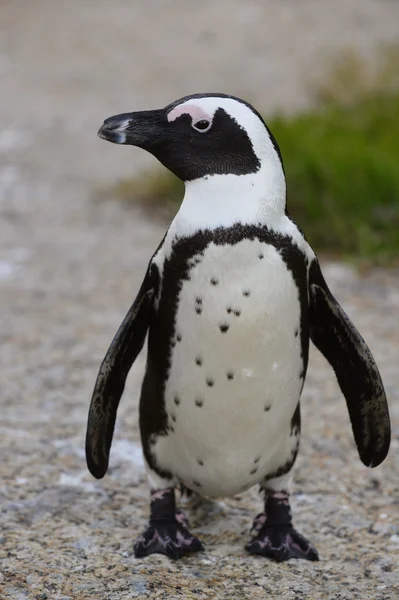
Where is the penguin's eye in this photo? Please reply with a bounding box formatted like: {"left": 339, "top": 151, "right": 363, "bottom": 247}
{"left": 192, "top": 119, "right": 211, "bottom": 133}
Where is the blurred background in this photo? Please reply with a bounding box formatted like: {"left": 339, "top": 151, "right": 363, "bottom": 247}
{"left": 1, "top": 0, "right": 399, "bottom": 263}
{"left": 1, "top": 1, "right": 398, "bottom": 599}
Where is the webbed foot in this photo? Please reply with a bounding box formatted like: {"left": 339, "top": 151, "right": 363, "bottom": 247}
{"left": 134, "top": 519, "right": 204, "bottom": 559}
{"left": 246, "top": 522, "right": 318, "bottom": 562}
{"left": 134, "top": 487, "right": 204, "bottom": 560}
{"left": 246, "top": 490, "right": 319, "bottom": 562}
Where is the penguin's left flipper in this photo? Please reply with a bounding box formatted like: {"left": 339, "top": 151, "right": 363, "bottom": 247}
{"left": 309, "top": 259, "right": 390, "bottom": 467}
{"left": 86, "top": 265, "right": 158, "bottom": 479}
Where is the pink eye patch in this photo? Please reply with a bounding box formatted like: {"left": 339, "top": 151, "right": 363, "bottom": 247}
{"left": 167, "top": 104, "right": 212, "bottom": 124}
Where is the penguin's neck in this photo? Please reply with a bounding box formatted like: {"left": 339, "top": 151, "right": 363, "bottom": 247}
{"left": 171, "top": 165, "right": 286, "bottom": 237}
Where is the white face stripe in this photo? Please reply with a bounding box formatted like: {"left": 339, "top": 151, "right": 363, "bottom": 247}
{"left": 167, "top": 103, "right": 212, "bottom": 124}
{"left": 167, "top": 97, "right": 278, "bottom": 166}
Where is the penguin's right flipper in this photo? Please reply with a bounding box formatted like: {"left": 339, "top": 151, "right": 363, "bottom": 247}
{"left": 85, "top": 265, "right": 158, "bottom": 479}
{"left": 308, "top": 259, "right": 390, "bottom": 468}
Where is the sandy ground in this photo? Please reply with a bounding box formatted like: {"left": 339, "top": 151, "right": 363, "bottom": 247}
{"left": 0, "top": 1, "right": 398, "bottom": 599}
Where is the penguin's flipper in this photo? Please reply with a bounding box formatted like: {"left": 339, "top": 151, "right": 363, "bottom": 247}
{"left": 86, "top": 266, "right": 157, "bottom": 479}
{"left": 308, "top": 259, "right": 390, "bottom": 468}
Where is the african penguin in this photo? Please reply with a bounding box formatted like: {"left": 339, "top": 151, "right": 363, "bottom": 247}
{"left": 86, "top": 93, "right": 390, "bottom": 561}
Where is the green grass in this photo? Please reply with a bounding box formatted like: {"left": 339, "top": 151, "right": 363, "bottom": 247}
{"left": 272, "top": 93, "right": 399, "bottom": 263}
{"left": 113, "top": 48, "right": 399, "bottom": 265}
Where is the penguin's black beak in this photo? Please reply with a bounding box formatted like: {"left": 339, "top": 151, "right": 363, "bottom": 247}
{"left": 98, "top": 110, "right": 166, "bottom": 147}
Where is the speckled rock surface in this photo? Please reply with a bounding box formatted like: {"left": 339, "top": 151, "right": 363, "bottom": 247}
{"left": 0, "top": 2, "right": 398, "bottom": 599}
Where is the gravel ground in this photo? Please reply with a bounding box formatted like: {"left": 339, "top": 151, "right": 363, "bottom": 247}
{"left": 0, "top": 2, "right": 398, "bottom": 599}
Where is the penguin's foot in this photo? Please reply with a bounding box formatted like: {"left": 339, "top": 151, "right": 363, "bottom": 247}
{"left": 133, "top": 487, "right": 204, "bottom": 560}
{"left": 245, "top": 490, "right": 319, "bottom": 562}
{"left": 134, "top": 519, "right": 204, "bottom": 559}
{"left": 246, "top": 522, "right": 318, "bottom": 562}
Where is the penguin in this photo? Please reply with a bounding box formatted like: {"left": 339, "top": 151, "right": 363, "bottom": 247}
{"left": 86, "top": 93, "right": 390, "bottom": 562}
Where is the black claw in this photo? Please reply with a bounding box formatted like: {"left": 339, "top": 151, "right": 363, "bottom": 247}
{"left": 134, "top": 520, "right": 204, "bottom": 560}
{"left": 246, "top": 525, "right": 319, "bottom": 562}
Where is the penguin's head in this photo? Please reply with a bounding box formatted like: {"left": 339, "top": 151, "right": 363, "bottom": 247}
{"left": 98, "top": 93, "right": 284, "bottom": 184}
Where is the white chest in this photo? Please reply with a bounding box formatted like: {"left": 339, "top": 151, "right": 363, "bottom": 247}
{"left": 152, "top": 239, "right": 305, "bottom": 496}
